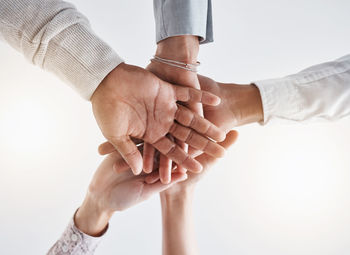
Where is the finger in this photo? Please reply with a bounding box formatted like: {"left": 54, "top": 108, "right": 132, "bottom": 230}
{"left": 152, "top": 137, "right": 203, "bottom": 173}
{"left": 145, "top": 171, "right": 160, "bottom": 184}
{"left": 143, "top": 172, "right": 188, "bottom": 196}
{"left": 219, "top": 130, "right": 239, "bottom": 148}
{"left": 169, "top": 123, "right": 225, "bottom": 158}
{"left": 143, "top": 143, "right": 155, "bottom": 174}
{"left": 98, "top": 141, "right": 116, "bottom": 155}
{"left": 110, "top": 136, "right": 143, "bottom": 175}
{"left": 175, "top": 139, "right": 187, "bottom": 174}
{"left": 195, "top": 130, "right": 239, "bottom": 169}
{"left": 174, "top": 85, "right": 221, "bottom": 106}
{"left": 98, "top": 138, "right": 144, "bottom": 155}
{"left": 175, "top": 105, "right": 225, "bottom": 142}
{"left": 159, "top": 154, "right": 172, "bottom": 184}
{"left": 113, "top": 157, "right": 130, "bottom": 173}
{"left": 188, "top": 146, "right": 202, "bottom": 158}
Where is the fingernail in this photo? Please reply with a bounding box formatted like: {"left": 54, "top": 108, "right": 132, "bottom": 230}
{"left": 214, "top": 96, "right": 221, "bottom": 105}
{"left": 134, "top": 168, "right": 142, "bottom": 175}
{"left": 196, "top": 163, "right": 203, "bottom": 173}
{"left": 145, "top": 176, "right": 153, "bottom": 184}
{"left": 180, "top": 174, "right": 188, "bottom": 181}
{"left": 218, "top": 132, "right": 226, "bottom": 142}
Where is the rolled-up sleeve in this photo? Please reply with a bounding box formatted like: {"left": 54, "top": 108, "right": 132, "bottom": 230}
{"left": 254, "top": 54, "right": 350, "bottom": 124}
{"left": 0, "top": 0, "right": 124, "bottom": 100}
{"left": 153, "top": 0, "right": 213, "bottom": 44}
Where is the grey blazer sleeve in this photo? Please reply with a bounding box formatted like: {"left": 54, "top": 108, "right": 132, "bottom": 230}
{"left": 153, "top": 0, "right": 213, "bottom": 44}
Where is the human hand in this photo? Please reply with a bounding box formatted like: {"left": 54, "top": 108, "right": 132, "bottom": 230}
{"left": 74, "top": 150, "right": 188, "bottom": 236}
{"left": 145, "top": 130, "right": 239, "bottom": 197}
{"left": 144, "top": 35, "right": 203, "bottom": 181}
{"left": 198, "top": 75, "right": 264, "bottom": 133}
{"left": 91, "top": 63, "right": 226, "bottom": 176}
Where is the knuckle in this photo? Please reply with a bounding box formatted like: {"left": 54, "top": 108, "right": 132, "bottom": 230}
{"left": 185, "top": 130, "right": 194, "bottom": 144}
{"left": 165, "top": 143, "right": 177, "bottom": 157}
{"left": 189, "top": 114, "right": 197, "bottom": 128}
{"left": 202, "top": 139, "right": 211, "bottom": 152}
{"left": 169, "top": 123, "right": 178, "bottom": 134}
{"left": 203, "top": 122, "right": 211, "bottom": 135}
{"left": 124, "top": 149, "right": 139, "bottom": 159}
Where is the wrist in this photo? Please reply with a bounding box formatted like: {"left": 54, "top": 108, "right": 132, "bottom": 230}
{"left": 246, "top": 84, "right": 264, "bottom": 123}
{"left": 91, "top": 62, "right": 130, "bottom": 104}
{"left": 160, "top": 186, "right": 195, "bottom": 206}
{"left": 75, "top": 195, "right": 112, "bottom": 237}
{"left": 222, "top": 83, "right": 263, "bottom": 126}
{"left": 156, "top": 35, "right": 199, "bottom": 63}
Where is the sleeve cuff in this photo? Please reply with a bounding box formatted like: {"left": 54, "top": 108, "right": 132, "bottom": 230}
{"left": 47, "top": 211, "right": 108, "bottom": 254}
{"left": 254, "top": 77, "right": 300, "bottom": 125}
{"left": 43, "top": 23, "right": 124, "bottom": 100}
{"left": 154, "top": 0, "right": 213, "bottom": 45}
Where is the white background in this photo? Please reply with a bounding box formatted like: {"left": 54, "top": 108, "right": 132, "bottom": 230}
{"left": 0, "top": 0, "right": 350, "bottom": 254}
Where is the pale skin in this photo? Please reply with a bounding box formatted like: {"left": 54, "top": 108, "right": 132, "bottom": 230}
{"left": 97, "top": 73, "right": 264, "bottom": 253}
{"left": 74, "top": 149, "right": 188, "bottom": 236}
{"left": 197, "top": 75, "right": 264, "bottom": 132}
{"left": 97, "top": 36, "right": 264, "bottom": 182}
{"left": 91, "top": 63, "right": 226, "bottom": 178}
{"left": 95, "top": 35, "right": 264, "bottom": 253}
{"left": 144, "top": 131, "right": 239, "bottom": 255}
{"left": 97, "top": 72, "right": 263, "bottom": 255}
{"left": 79, "top": 72, "right": 264, "bottom": 250}
{"left": 142, "top": 75, "right": 263, "bottom": 255}
{"left": 98, "top": 74, "right": 264, "bottom": 172}
{"left": 144, "top": 35, "right": 203, "bottom": 183}
{"left": 74, "top": 133, "right": 237, "bottom": 238}
{"left": 159, "top": 76, "right": 263, "bottom": 255}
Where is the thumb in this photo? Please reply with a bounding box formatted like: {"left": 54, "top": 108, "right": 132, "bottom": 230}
{"left": 98, "top": 141, "right": 115, "bottom": 155}
{"left": 110, "top": 136, "right": 143, "bottom": 175}
{"left": 218, "top": 130, "right": 239, "bottom": 149}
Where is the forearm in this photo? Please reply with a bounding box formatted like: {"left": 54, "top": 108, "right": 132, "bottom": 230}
{"left": 254, "top": 54, "right": 350, "bottom": 124}
{"left": 74, "top": 195, "right": 112, "bottom": 237}
{"left": 0, "top": 0, "right": 123, "bottom": 100}
{"left": 213, "top": 54, "right": 350, "bottom": 128}
{"left": 227, "top": 83, "right": 264, "bottom": 126}
{"left": 156, "top": 35, "right": 199, "bottom": 63}
{"left": 160, "top": 188, "right": 198, "bottom": 255}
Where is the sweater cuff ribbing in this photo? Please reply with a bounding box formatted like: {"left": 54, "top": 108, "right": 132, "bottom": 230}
{"left": 44, "top": 23, "right": 124, "bottom": 100}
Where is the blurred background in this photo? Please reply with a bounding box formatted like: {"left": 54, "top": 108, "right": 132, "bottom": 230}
{"left": 0, "top": 0, "right": 350, "bottom": 254}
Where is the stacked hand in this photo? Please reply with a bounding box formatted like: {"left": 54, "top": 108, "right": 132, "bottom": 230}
{"left": 74, "top": 148, "right": 187, "bottom": 236}
{"left": 75, "top": 131, "right": 238, "bottom": 237}
{"left": 74, "top": 35, "right": 265, "bottom": 254}
{"left": 92, "top": 63, "right": 226, "bottom": 179}
{"left": 144, "top": 35, "right": 204, "bottom": 183}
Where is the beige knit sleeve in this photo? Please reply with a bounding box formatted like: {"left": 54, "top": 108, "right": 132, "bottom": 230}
{"left": 0, "top": 0, "right": 124, "bottom": 100}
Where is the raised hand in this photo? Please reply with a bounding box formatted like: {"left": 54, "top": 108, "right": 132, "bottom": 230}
{"left": 75, "top": 150, "right": 187, "bottom": 236}
{"left": 143, "top": 35, "right": 204, "bottom": 183}
{"left": 151, "top": 131, "right": 239, "bottom": 255}
{"left": 91, "top": 63, "right": 225, "bottom": 176}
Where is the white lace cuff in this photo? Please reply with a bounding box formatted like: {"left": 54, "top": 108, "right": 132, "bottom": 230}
{"left": 47, "top": 213, "right": 108, "bottom": 255}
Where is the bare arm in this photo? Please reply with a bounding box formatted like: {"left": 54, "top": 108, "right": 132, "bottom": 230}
{"left": 148, "top": 131, "right": 239, "bottom": 255}
{"left": 160, "top": 188, "right": 198, "bottom": 255}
